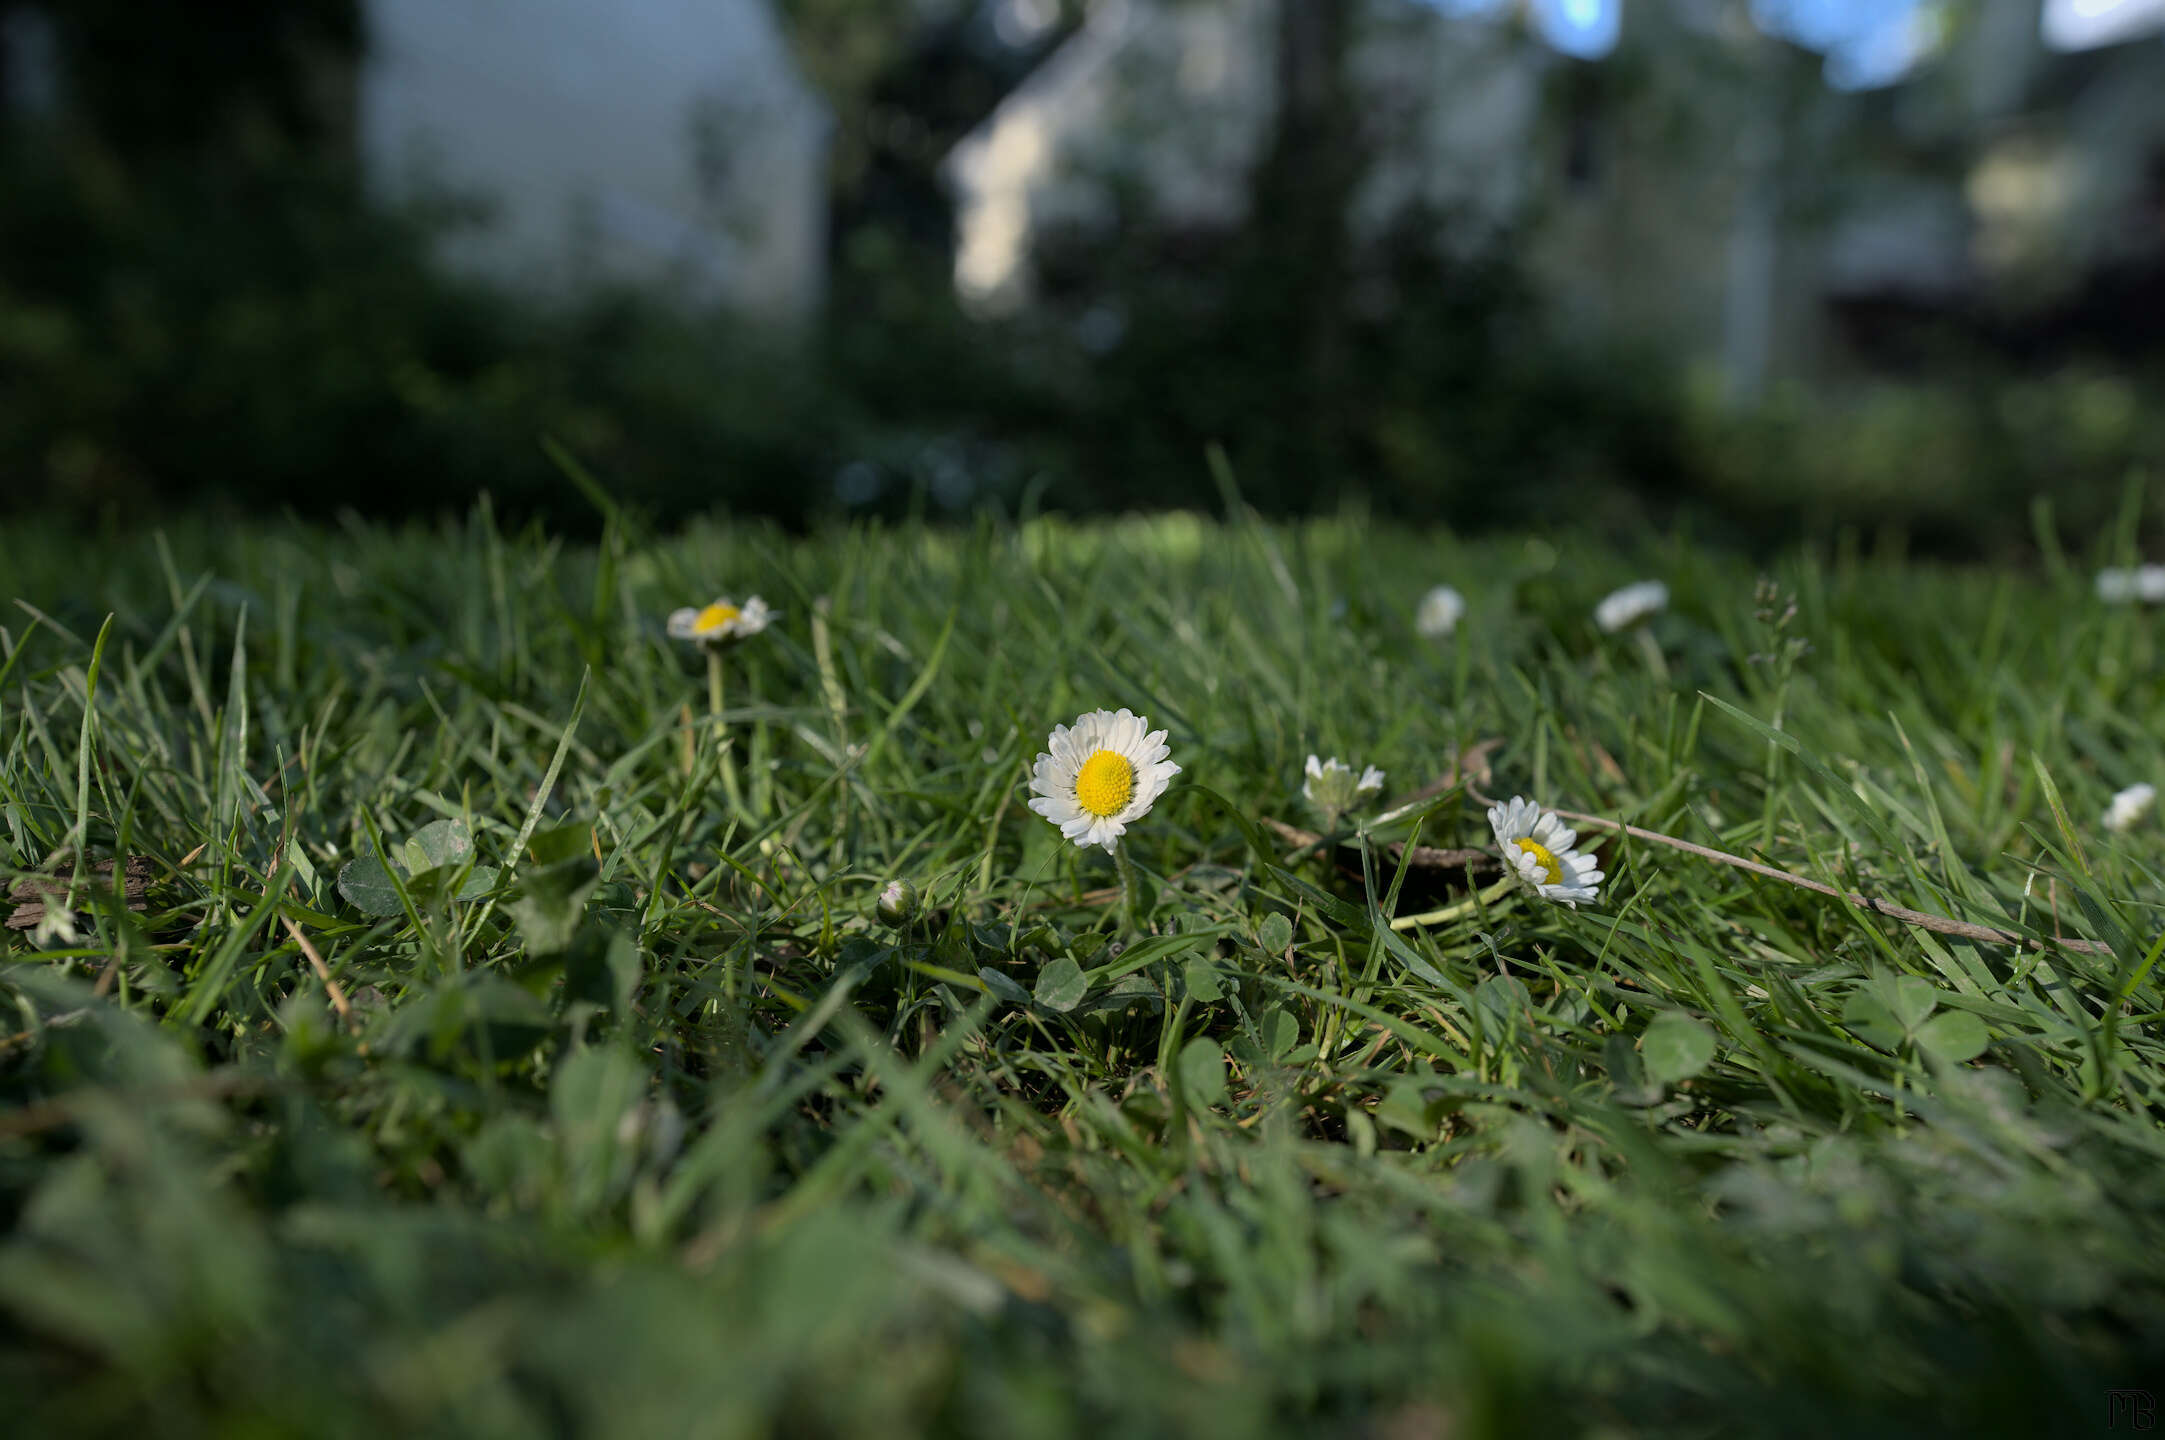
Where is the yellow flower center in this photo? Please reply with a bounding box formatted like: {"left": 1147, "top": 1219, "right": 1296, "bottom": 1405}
{"left": 1074, "top": 749, "right": 1136, "bottom": 819}
{"left": 693, "top": 602, "right": 741, "bottom": 636}
{"left": 1514, "top": 838, "right": 1563, "bottom": 886}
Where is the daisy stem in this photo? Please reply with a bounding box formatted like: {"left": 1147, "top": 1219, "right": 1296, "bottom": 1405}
{"left": 1113, "top": 843, "right": 1148, "bottom": 932}
{"left": 1388, "top": 876, "right": 1515, "bottom": 932}
{"left": 707, "top": 649, "right": 747, "bottom": 817}
{"left": 1634, "top": 625, "right": 1669, "bottom": 682}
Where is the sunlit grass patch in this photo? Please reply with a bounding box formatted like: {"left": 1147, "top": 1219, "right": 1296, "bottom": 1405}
{"left": 2, "top": 506, "right": 2163, "bottom": 1437}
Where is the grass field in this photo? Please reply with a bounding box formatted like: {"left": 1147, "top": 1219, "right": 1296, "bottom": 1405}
{"left": 3, "top": 501, "right": 2164, "bottom": 1438}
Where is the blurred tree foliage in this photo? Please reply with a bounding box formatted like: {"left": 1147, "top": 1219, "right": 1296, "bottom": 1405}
{"left": 0, "top": 0, "right": 853, "bottom": 526}
{"left": 790, "top": 0, "right": 1706, "bottom": 532}
{"left": 0, "top": 0, "right": 2157, "bottom": 553}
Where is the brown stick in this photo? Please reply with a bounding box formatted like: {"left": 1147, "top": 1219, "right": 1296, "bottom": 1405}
{"left": 5, "top": 855, "right": 154, "bottom": 931}
{"left": 1465, "top": 785, "right": 2111, "bottom": 955}
{"left": 279, "top": 914, "right": 355, "bottom": 1027}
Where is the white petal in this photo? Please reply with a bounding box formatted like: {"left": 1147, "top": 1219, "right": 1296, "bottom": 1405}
{"left": 1595, "top": 579, "right": 1668, "bottom": 632}
{"left": 2105, "top": 781, "right": 2157, "bottom": 831}
{"left": 1121, "top": 764, "right": 1176, "bottom": 822}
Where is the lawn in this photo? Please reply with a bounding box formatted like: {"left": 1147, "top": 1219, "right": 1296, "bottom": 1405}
{"left": 2, "top": 500, "right": 2163, "bottom": 1438}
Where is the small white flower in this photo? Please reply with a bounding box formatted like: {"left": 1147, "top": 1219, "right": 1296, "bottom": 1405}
{"left": 1302, "top": 754, "right": 1385, "bottom": 825}
{"left": 666, "top": 595, "right": 776, "bottom": 646}
{"left": 1487, "top": 795, "right": 1604, "bottom": 907}
{"left": 1415, "top": 585, "right": 1467, "bottom": 639}
{"left": 1595, "top": 580, "right": 1668, "bottom": 633}
{"left": 2104, "top": 782, "right": 2156, "bottom": 833}
{"left": 1027, "top": 708, "right": 1180, "bottom": 851}
{"left": 2095, "top": 566, "right": 2165, "bottom": 604}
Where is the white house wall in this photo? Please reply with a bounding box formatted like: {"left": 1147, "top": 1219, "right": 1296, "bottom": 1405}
{"left": 361, "top": 0, "right": 829, "bottom": 324}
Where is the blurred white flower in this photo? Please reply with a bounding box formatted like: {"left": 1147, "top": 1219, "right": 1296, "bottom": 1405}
{"left": 1487, "top": 795, "right": 1604, "bottom": 907}
{"left": 1028, "top": 708, "right": 1180, "bottom": 851}
{"left": 667, "top": 596, "right": 775, "bottom": 646}
{"left": 1595, "top": 580, "right": 1668, "bottom": 633}
{"left": 1302, "top": 754, "right": 1385, "bottom": 827}
{"left": 2094, "top": 566, "right": 2165, "bottom": 604}
{"left": 1415, "top": 585, "right": 1466, "bottom": 639}
{"left": 2104, "top": 782, "right": 2156, "bottom": 833}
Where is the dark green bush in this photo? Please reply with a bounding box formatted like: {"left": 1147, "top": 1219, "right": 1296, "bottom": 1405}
{"left": 3, "top": 0, "right": 2157, "bottom": 555}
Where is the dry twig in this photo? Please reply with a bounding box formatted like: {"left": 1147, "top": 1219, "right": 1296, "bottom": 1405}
{"left": 5, "top": 856, "right": 154, "bottom": 932}
{"left": 280, "top": 914, "right": 355, "bottom": 1028}
{"left": 1462, "top": 783, "right": 2112, "bottom": 956}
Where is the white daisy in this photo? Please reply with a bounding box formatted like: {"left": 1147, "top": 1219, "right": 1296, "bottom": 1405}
{"left": 667, "top": 596, "right": 775, "bottom": 646}
{"left": 1595, "top": 580, "right": 1668, "bottom": 633}
{"left": 2095, "top": 566, "right": 2165, "bottom": 605}
{"left": 1415, "top": 585, "right": 1466, "bottom": 639}
{"left": 1486, "top": 795, "right": 1604, "bottom": 907}
{"left": 1303, "top": 754, "right": 1385, "bottom": 825}
{"left": 1027, "top": 708, "right": 1180, "bottom": 851}
{"left": 2104, "top": 782, "right": 2156, "bottom": 833}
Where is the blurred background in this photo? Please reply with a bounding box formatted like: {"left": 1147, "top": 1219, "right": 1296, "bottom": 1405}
{"left": 2, "top": 0, "right": 2160, "bottom": 553}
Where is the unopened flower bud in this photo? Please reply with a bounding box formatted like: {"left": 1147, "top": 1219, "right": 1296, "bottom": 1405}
{"left": 876, "top": 878, "right": 921, "bottom": 929}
